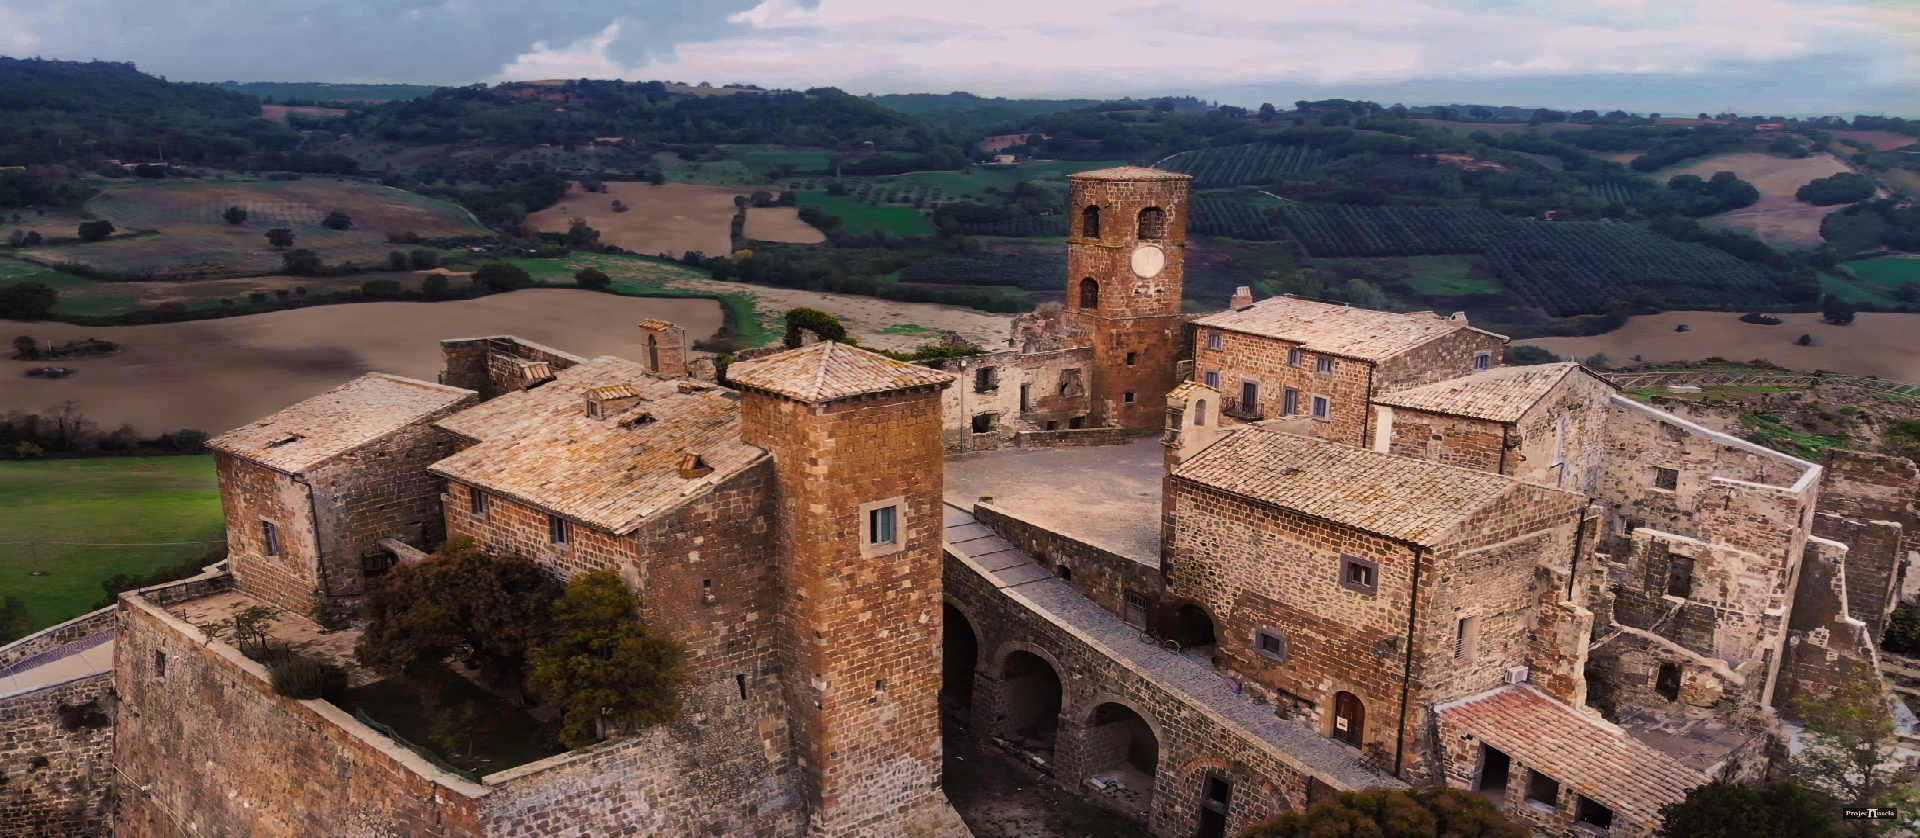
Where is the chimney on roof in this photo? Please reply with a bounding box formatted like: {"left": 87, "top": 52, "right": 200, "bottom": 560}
{"left": 585, "top": 384, "right": 643, "bottom": 420}
{"left": 1230, "top": 286, "right": 1254, "bottom": 310}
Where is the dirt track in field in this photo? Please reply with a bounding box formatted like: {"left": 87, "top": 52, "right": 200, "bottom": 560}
{"left": 0, "top": 290, "right": 722, "bottom": 436}
{"left": 1658, "top": 153, "right": 1856, "bottom": 248}
{"left": 526, "top": 181, "right": 820, "bottom": 259}
{"left": 1522, "top": 311, "right": 1920, "bottom": 380}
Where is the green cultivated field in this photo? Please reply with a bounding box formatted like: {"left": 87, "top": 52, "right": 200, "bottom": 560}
{"left": 1820, "top": 272, "right": 1898, "bottom": 306}
{"left": 796, "top": 191, "right": 936, "bottom": 237}
{"left": 0, "top": 457, "right": 225, "bottom": 634}
{"left": 1848, "top": 256, "right": 1920, "bottom": 291}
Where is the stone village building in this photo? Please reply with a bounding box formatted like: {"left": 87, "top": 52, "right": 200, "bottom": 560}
{"left": 3, "top": 167, "right": 1917, "bottom": 837}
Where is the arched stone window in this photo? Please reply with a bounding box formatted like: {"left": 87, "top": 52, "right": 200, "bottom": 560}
{"left": 1193, "top": 400, "right": 1207, "bottom": 426}
{"left": 1079, "top": 278, "right": 1100, "bottom": 310}
{"left": 1081, "top": 205, "right": 1101, "bottom": 239}
{"left": 1137, "top": 206, "right": 1166, "bottom": 239}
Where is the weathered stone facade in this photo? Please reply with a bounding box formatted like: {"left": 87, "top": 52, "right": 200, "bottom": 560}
{"left": 0, "top": 675, "right": 112, "bottom": 836}
{"left": 935, "top": 346, "right": 1095, "bottom": 453}
{"left": 1063, "top": 169, "right": 1191, "bottom": 432}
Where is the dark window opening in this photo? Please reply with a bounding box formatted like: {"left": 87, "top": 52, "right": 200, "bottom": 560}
{"left": 549, "top": 515, "right": 569, "bottom": 546}
{"left": 1079, "top": 277, "right": 1100, "bottom": 309}
{"left": 1576, "top": 796, "right": 1614, "bottom": 831}
{"left": 1666, "top": 550, "right": 1694, "bottom": 599}
{"left": 1477, "top": 745, "right": 1511, "bottom": 808}
{"left": 262, "top": 520, "right": 280, "bottom": 557}
{"left": 1056, "top": 564, "right": 1072, "bottom": 581}
{"left": 1020, "top": 384, "right": 1031, "bottom": 411}
{"left": 1655, "top": 662, "right": 1682, "bottom": 701}
{"left": 1198, "top": 775, "right": 1232, "bottom": 838}
{"left": 1454, "top": 615, "right": 1480, "bottom": 662}
{"left": 1653, "top": 467, "right": 1679, "bottom": 491}
{"left": 1171, "top": 604, "right": 1216, "bottom": 649}
{"left": 736, "top": 673, "right": 748, "bottom": 700}
{"left": 1081, "top": 205, "right": 1102, "bottom": 239}
{"left": 1126, "top": 351, "right": 1138, "bottom": 366}
{"left": 646, "top": 333, "right": 660, "bottom": 372}
{"left": 702, "top": 579, "right": 714, "bottom": 603}
{"left": 1124, "top": 390, "right": 1137, "bottom": 404}
{"left": 1046, "top": 421, "right": 1059, "bottom": 431}
{"left": 1527, "top": 771, "right": 1560, "bottom": 808}
{"left": 587, "top": 400, "right": 601, "bottom": 418}
{"left": 1475, "top": 352, "right": 1491, "bottom": 371}
{"left": 1254, "top": 628, "right": 1288, "bottom": 662}
{"left": 974, "top": 367, "right": 997, "bottom": 392}
{"left": 1137, "top": 206, "right": 1166, "bottom": 239}
{"left": 470, "top": 489, "right": 488, "bottom": 517}
{"left": 972, "top": 413, "right": 995, "bottom": 434}
{"left": 1340, "top": 555, "right": 1379, "bottom": 595}
{"left": 1069, "top": 416, "right": 1085, "bottom": 430}
{"left": 154, "top": 650, "right": 166, "bottom": 677}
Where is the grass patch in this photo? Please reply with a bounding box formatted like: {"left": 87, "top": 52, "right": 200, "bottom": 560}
{"left": 1846, "top": 256, "right": 1920, "bottom": 291}
{"left": 0, "top": 258, "right": 93, "bottom": 290}
{"left": 796, "top": 191, "right": 935, "bottom": 237}
{"left": 1819, "top": 271, "right": 1898, "bottom": 306}
{"left": 1741, "top": 413, "right": 1849, "bottom": 460}
{"left": 341, "top": 663, "right": 562, "bottom": 777}
{"left": 720, "top": 144, "right": 838, "bottom": 176}
{"left": 878, "top": 323, "right": 943, "bottom": 336}
{"left": 525, "top": 252, "right": 778, "bottom": 349}
{"left": 1629, "top": 385, "right": 1798, "bottom": 403}
{"left": 0, "top": 456, "right": 225, "bottom": 633}
{"left": 664, "top": 159, "right": 766, "bottom": 188}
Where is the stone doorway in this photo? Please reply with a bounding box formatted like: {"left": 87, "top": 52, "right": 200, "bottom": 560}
{"left": 1081, "top": 702, "right": 1158, "bottom": 817}
{"left": 943, "top": 603, "right": 978, "bottom": 708}
{"left": 1000, "top": 651, "right": 1064, "bottom": 760}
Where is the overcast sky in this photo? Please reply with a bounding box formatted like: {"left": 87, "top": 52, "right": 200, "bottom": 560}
{"left": 6, "top": 0, "right": 1916, "bottom": 115}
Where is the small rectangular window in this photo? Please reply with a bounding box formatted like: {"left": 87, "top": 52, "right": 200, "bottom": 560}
{"left": 587, "top": 400, "right": 601, "bottom": 418}
{"left": 869, "top": 506, "right": 898, "bottom": 546}
{"left": 1474, "top": 352, "right": 1492, "bottom": 371}
{"left": 1287, "top": 347, "right": 1302, "bottom": 366}
{"left": 736, "top": 673, "right": 748, "bottom": 700}
{"left": 1655, "top": 662, "right": 1682, "bottom": 701}
{"left": 471, "top": 489, "right": 488, "bottom": 517}
{"left": 1340, "top": 555, "right": 1379, "bottom": 595}
{"left": 1254, "top": 628, "right": 1288, "bottom": 662}
{"left": 1283, "top": 388, "right": 1299, "bottom": 416}
{"left": 1653, "top": 467, "right": 1679, "bottom": 491}
{"left": 1316, "top": 356, "right": 1334, "bottom": 374}
{"left": 1575, "top": 796, "right": 1613, "bottom": 832}
{"left": 262, "top": 521, "right": 280, "bottom": 557}
{"left": 1311, "top": 395, "right": 1330, "bottom": 420}
{"left": 1019, "top": 383, "right": 1031, "bottom": 411}
{"left": 1124, "top": 390, "right": 1137, "bottom": 404}
{"left": 154, "top": 650, "right": 167, "bottom": 677}
{"left": 1208, "top": 332, "right": 1224, "bottom": 351}
{"left": 974, "top": 367, "right": 997, "bottom": 392}
{"left": 549, "top": 515, "right": 569, "bottom": 546}
{"left": 1126, "top": 351, "right": 1138, "bottom": 366}
{"left": 1069, "top": 416, "right": 1085, "bottom": 430}
{"left": 972, "top": 413, "right": 995, "bottom": 434}
{"left": 1526, "top": 771, "right": 1559, "bottom": 808}
{"left": 1666, "top": 550, "right": 1694, "bottom": 599}
{"left": 1454, "top": 615, "right": 1480, "bottom": 662}
{"left": 1204, "top": 370, "right": 1220, "bottom": 388}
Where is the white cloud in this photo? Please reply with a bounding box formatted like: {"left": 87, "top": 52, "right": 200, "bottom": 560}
{"left": 487, "top": 0, "right": 1902, "bottom": 104}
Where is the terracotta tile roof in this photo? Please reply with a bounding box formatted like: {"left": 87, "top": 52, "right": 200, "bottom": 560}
{"left": 1373, "top": 362, "right": 1600, "bottom": 423}
{"left": 429, "top": 356, "right": 765, "bottom": 535}
{"left": 1194, "top": 297, "right": 1501, "bottom": 362}
{"left": 727, "top": 342, "right": 955, "bottom": 404}
{"left": 587, "top": 383, "right": 640, "bottom": 401}
{"left": 1068, "top": 166, "right": 1193, "bottom": 182}
{"left": 1167, "top": 380, "right": 1220, "bottom": 402}
{"left": 636, "top": 319, "right": 677, "bottom": 331}
{"left": 1172, "top": 427, "right": 1530, "bottom": 545}
{"left": 1438, "top": 686, "right": 1704, "bottom": 831}
{"left": 208, "top": 373, "right": 473, "bottom": 474}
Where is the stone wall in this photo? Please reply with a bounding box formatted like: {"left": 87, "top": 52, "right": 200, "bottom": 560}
{"left": 1016, "top": 427, "right": 1143, "bottom": 449}
{"left": 1191, "top": 330, "right": 1374, "bottom": 446}
{"left": 739, "top": 382, "right": 968, "bottom": 837}
{"left": 113, "top": 580, "right": 490, "bottom": 838}
{"left": 306, "top": 400, "right": 474, "bottom": 599}
{"left": 1598, "top": 396, "right": 1813, "bottom": 542}
{"left": 1813, "top": 513, "right": 1904, "bottom": 643}
{"left": 1508, "top": 370, "right": 1614, "bottom": 495}
{"left": 1772, "top": 536, "right": 1880, "bottom": 718}
{"left": 946, "top": 545, "right": 1404, "bottom": 838}
{"left": 1371, "top": 328, "right": 1505, "bottom": 394}
{"left": 972, "top": 503, "right": 1162, "bottom": 627}
{"left": 0, "top": 608, "right": 115, "bottom": 672}
{"left": 1384, "top": 409, "right": 1506, "bottom": 473}
{"left": 439, "top": 337, "right": 588, "bottom": 401}
{"left": 0, "top": 675, "right": 111, "bottom": 837}
{"left": 935, "top": 347, "right": 1095, "bottom": 453}
{"left": 216, "top": 452, "right": 324, "bottom": 614}
{"left": 1815, "top": 449, "right": 1919, "bottom": 619}
{"left": 1063, "top": 174, "right": 1191, "bottom": 432}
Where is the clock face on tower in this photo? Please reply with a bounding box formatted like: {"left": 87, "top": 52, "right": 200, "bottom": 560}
{"left": 1131, "top": 244, "right": 1166, "bottom": 279}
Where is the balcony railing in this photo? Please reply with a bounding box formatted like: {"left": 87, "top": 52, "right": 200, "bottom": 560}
{"left": 1221, "top": 396, "right": 1263, "bottom": 421}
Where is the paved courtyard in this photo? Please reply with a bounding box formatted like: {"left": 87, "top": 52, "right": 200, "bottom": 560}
{"left": 943, "top": 436, "right": 1165, "bottom": 567}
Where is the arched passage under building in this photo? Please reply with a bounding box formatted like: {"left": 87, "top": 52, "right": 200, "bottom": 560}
{"left": 1170, "top": 603, "right": 1217, "bottom": 655}
{"left": 1080, "top": 702, "right": 1159, "bottom": 816}
{"left": 999, "top": 650, "right": 1064, "bottom": 758}
{"left": 942, "top": 603, "right": 978, "bottom": 708}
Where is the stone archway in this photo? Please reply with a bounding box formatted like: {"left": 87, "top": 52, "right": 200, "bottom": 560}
{"left": 942, "top": 602, "right": 979, "bottom": 708}
{"left": 1080, "top": 701, "right": 1160, "bottom": 816}
{"left": 1170, "top": 603, "right": 1218, "bottom": 656}
{"left": 999, "top": 650, "right": 1064, "bottom": 759}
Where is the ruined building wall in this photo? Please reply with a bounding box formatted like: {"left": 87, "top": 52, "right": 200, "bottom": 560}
{"left": 1598, "top": 396, "right": 1813, "bottom": 542}
{"left": 1370, "top": 329, "right": 1505, "bottom": 395}
{"left": 1162, "top": 479, "right": 1420, "bottom": 772}
{"left": 936, "top": 347, "right": 1095, "bottom": 453}
{"left": 0, "top": 675, "right": 112, "bottom": 838}
{"left": 1814, "top": 449, "right": 1919, "bottom": 625}
{"left": 306, "top": 405, "right": 473, "bottom": 599}
{"left": 1812, "top": 513, "right": 1904, "bottom": 643}
{"left": 439, "top": 337, "right": 588, "bottom": 401}
{"left": 1509, "top": 371, "right": 1614, "bottom": 495}
{"left": 1191, "top": 328, "right": 1373, "bottom": 446}
{"left": 113, "top": 581, "right": 488, "bottom": 838}
{"left": 1772, "top": 536, "right": 1881, "bottom": 717}
{"left": 216, "top": 452, "right": 325, "bottom": 614}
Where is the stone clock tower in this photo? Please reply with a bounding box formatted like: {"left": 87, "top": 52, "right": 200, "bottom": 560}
{"left": 1064, "top": 166, "right": 1193, "bottom": 431}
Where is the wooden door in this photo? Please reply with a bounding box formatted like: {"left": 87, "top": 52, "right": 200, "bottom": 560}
{"left": 1240, "top": 381, "right": 1258, "bottom": 411}
{"left": 1332, "top": 691, "right": 1364, "bottom": 747}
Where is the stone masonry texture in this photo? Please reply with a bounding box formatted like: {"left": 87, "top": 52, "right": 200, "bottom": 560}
{"left": 0, "top": 675, "right": 112, "bottom": 837}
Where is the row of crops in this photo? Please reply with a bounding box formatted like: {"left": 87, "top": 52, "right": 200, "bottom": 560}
{"left": 961, "top": 216, "right": 1069, "bottom": 237}
{"left": 786, "top": 180, "right": 963, "bottom": 208}
{"left": 1588, "top": 181, "right": 1647, "bottom": 205}
{"left": 1190, "top": 197, "right": 1292, "bottom": 240}
{"left": 1274, "top": 205, "right": 1788, "bottom": 315}
{"left": 1160, "top": 144, "right": 1330, "bottom": 189}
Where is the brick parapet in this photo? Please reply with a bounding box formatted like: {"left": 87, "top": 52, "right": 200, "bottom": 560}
{"left": 972, "top": 503, "right": 1161, "bottom": 627}
{"left": 0, "top": 609, "right": 116, "bottom": 672}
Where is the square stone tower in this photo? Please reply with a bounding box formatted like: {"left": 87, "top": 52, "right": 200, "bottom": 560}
{"left": 728, "top": 342, "right": 972, "bottom": 838}
{"left": 1064, "top": 166, "right": 1193, "bottom": 431}
{"left": 637, "top": 319, "right": 688, "bottom": 378}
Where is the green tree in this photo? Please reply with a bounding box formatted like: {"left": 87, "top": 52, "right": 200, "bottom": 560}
{"left": 1468, "top": 106, "right": 1493, "bottom": 119}
{"left": 388, "top": 250, "right": 409, "bottom": 271}
{"left": 12, "top": 335, "right": 38, "bottom": 359}
{"left": 1823, "top": 295, "right": 1857, "bottom": 324}
{"left": 360, "top": 279, "right": 402, "bottom": 298}
{"left": 168, "top": 429, "right": 208, "bottom": 453}
{"left": 784, "top": 307, "right": 852, "bottom": 348}
{"left": 473, "top": 262, "right": 533, "bottom": 292}
{"left": 421, "top": 273, "right": 450, "bottom": 300}
{"left": 282, "top": 248, "right": 323, "bottom": 275}
{"left": 76, "top": 219, "right": 114, "bottom": 241}
{"left": 265, "top": 227, "right": 295, "bottom": 248}
{"left": 409, "top": 248, "right": 440, "bottom": 270}
{"left": 222, "top": 206, "right": 248, "bottom": 225}
{"left": 1790, "top": 662, "right": 1920, "bottom": 835}
{"left": 0, "top": 596, "right": 30, "bottom": 644}
{"left": 1656, "top": 781, "right": 1838, "bottom": 838}
{"left": 321, "top": 210, "right": 352, "bottom": 230}
{"left": 1246, "top": 787, "right": 1528, "bottom": 838}
{"left": 529, "top": 570, "right": 687, "bottom": 749}
{"left": 0, "top": 281, "right": 59, "bottom": 320}
{"left": 356, "top": 537, "right": 561, "bottom": 693}
{"left": 574, "top": 266, "right": 612, "bottom": 291}
{"left": 565, "top": 217, "right": 601, "bottom": 248}
{"left": 23, "top": 231, "right": 41, "bottom": 246}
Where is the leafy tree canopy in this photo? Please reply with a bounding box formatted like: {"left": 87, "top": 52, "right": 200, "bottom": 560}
{"left": 528, "top": 570, "right": 687, "bottom": 749}
{"left": 1656, "top": 781, "right": 1837, "bottom": 838}
{"left": 473, "top": 262, "right": 534, "bottom": 292}
{"left": 1246, "top": 787, "right": 1528, "bottom": 838}
{"left": 355, "top": 537, "right": 562, "bottom": 694}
